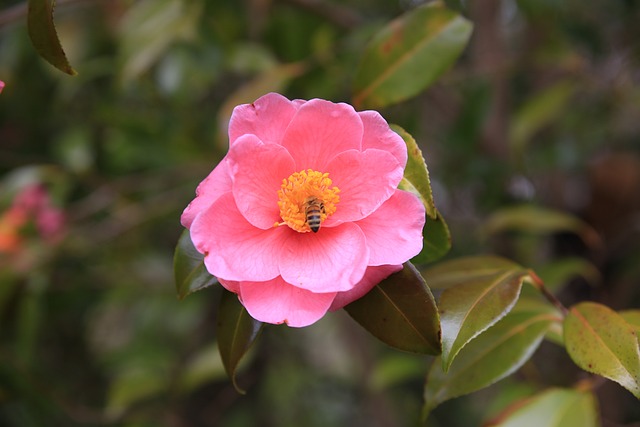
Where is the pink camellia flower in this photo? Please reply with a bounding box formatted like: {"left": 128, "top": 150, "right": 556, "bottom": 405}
{"left": 0, "top": 184, "right": 65, "bottom": 248}
{"left": 182, "top": 93, "right": 425, "bottom": 327}
{"left": 12, "top": 184, "right": 65, "bottom": 242}
{"left": 0, "top": 80, "right": 4, "bottom": 93}
{"left": 0, "top": 184, "right": 66, "bottom": 272}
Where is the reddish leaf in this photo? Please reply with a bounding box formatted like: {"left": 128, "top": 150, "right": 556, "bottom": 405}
{"left": 352, "top": 2, "right": 472, "bottom": 109}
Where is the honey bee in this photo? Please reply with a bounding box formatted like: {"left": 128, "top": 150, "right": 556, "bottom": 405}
{"left": 304, "top": 196, "right": 325, "bottom": 233}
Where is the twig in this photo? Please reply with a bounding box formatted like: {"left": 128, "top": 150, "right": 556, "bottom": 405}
{"left": 527, "top": 269, "right": 569, "bottom": 316}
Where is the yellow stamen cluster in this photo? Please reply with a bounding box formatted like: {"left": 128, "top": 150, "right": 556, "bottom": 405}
{"left": 276, "top": 169, "right": 340, "bottom": 233}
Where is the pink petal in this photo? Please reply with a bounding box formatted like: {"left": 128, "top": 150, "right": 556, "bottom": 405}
{"left": 239, "top": 277, "right": 337, "bottom": 327}
{"left": 181, "top": 158, "right": 233, "bottom": 229}
{"left": 357, "top": 190, "right": 425, "bottom": 265}
{"left": 359, "top": 110, "right": 407, "bottom": 168}
{"left": 218, "top": 278, "right": 241, "bottom": 294}
{"left": 190, "top": 192, "right": 288, "bottom": 282}
{"left": 228, "top": 134, "right": 295, "bottom": 229}
{"left": 228, "top": 93, "right": 298, "bottom": 146}
{"left": 37, "top": 209, "right": 65, "bottom": 240}
{"left": 278, "top": 222, "right": 368, "bottom": 293}
{"left": 281, "top": 99, "right": 363, "bottom": 171}
{"left": 324, "top": 149, "right": 403, "bottom": 224}
{"left": 329, "top": 264, "right": 403, "bottom": 311}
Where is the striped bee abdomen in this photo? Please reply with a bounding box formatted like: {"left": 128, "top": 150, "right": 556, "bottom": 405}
{"left": 304, "top": 197, "right": 325, "bottom": 233}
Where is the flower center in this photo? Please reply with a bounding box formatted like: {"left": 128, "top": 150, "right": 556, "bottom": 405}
{"left": 276, "top": 169, "right": 340, "bottom": 233}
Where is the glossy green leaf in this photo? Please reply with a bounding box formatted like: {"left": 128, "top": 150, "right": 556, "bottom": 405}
{"left": 27, "top": 0, "right": 77, "bottom": 75}
{"left": 217, "top": 290, "right": 263, "bottom": 394}
{"left": 564, "top": 302, "right": 640, "bottom": 398}
{"left": 424, "top": 310, "right": 555, "bottom": 416}
{"left": 422, "top": 255, "right": 521, "bottom": 290}
{"left": 436, "top": 256, "right": 529, "bottom": 371}
{"left": 173, "top": 229, "right": 218, "bottom": 299}
{"left": 413, "top": 212, "right": 451, "bottom": 264}
{"left": 483, "top": 204, "right": 601, "bottom": 248}
{"left": 345, "top": 262, "right": 440, "bottom": 354}
{"left": 391, "top": 125, "right": 451, "bottom": 264}
{"left": 392, "top": 124, "right": 436, "bottom": 218}
{"left": 485, "top": 388, "right": 599, "bottom": 427}
{"left": 513, "top": 294, "right": 565, "bottom": 346}
{"left": 511, "top": 294, "right": 563, "bottom": 319}
{"left": 352, "top": 2, "right": 472, "bottom": 109}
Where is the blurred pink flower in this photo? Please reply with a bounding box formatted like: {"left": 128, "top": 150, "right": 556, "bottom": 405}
{"left": 0, "top": 184, "right": 65, "bottom": 269}
{"left": 0, "top": 209, "right": 26, "bottom": 253}
{"left": 182, "top": 93, "right": 425, "bottom": 327}
{"left": 13, "top": 184, "right": 65, "bottom": 241}
{"left": 0, "top": 80, "right": 4, "bottom": 93}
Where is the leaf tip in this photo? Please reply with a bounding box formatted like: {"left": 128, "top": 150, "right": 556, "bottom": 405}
{"left": 231, "top": 376, "right": 248, "bottom": 395}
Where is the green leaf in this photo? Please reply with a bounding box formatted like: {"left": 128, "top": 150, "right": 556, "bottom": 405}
{"left": 535, "top": 257, "right": 601, "bottom": 292}
{"left": 413, "top": 212, "right": 451, "bottom": 264}
{"left": 421, "top": 255, "right": 521, "bottom": 290}
{"left": 564, "top": 302, "right": 640, "bottom": 398}
{"left": 352, "top": 2, "right": 472, "bottom": 109}
{"left": 620, "top": 310, "right": 640, "bottom": 335}
{"left": 423, "top": 310, "right": 555, "bottom": 416}
{"left": 173, "top": 229, "right": 218, "bottom": 299}
{"left": 217, "top": 290, "right": 263, "bottom": 394}
{"left": 391, "top": 124, "right": 451, "bottom": 264}
{"left": 435, "top": 256, "right": 529, "bottom": 371}
{"left": 345, "top": 262, "right": 440, "bottom": 354}
{"left": 392, "top": 124, "right": 436, "bottom": 218}
{"left": 509, "top": 81, "right": 576, "bottom": 154}
{"left": 512, "top": 294, "right": 565, "bottom": 346}
{"left": 485, "top": 388, "right": 599, "bottom": 427}
{"left": 483, "top": 204, "right": 601, "bottom": 248}
{"left": 27, "top": 0, "right": 77, "bottom": 75}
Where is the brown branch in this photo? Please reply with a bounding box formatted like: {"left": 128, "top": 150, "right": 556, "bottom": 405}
{"left": 527, "top": 269, "right": 569, "bottom": 316}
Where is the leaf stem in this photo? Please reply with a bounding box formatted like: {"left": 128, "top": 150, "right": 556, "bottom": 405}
{"left": 574, "top": 375, "right": 607, "bottom": 393}
{"left": 527, "top": 270, "right": 569, "bottom": 316}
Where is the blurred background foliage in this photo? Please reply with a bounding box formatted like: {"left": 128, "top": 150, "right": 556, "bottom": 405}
{"left": 1, "top": 0, "right": 640, "bottom": 426}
